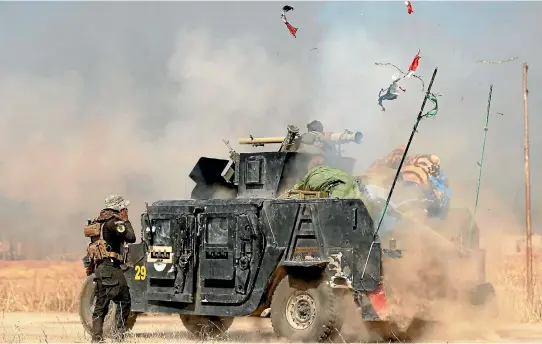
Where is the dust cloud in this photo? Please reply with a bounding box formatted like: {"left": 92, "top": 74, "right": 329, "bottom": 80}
{"left": 0, "top": 2, "right": 320, "bottom": 256}
{"left": 0, "top": 1, "right": 540, "bottom": 272}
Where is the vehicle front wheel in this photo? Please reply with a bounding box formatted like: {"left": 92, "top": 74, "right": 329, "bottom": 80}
{"left": 470, "top": 282, "right": 499, "bottom": 319}
{"left": 270, "top": 275, "right": 343, "bottom": 342}
{"left": 179, "top": 315, "right": 234, "bottom": 340}
{"left": 79, "top": 275, "right": 139, "bottom": 338}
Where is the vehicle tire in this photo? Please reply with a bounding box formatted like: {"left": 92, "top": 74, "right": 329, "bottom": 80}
{"left": 270, "top": 275, "right": 343, "bottom": 342}
{"left": 180, "top": 315, "right": 234, "bottom": 340}
{"left": 470, "top": 282, "right": 499, "bottom": 319}
{"left": 364, "top": 319, "right": 427, "bottom": 342}
{"left": 79, "top": 275, "right": 139, "bottom": 337}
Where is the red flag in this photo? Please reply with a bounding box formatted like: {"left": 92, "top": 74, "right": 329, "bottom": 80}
{"left": 408, "top": 50, "right": 421, "bottom": 72}
{"left": 284, "top": 21, "right": 298, "bottom": 38}
{"left": 405, "top": 1, "right": 413, "bottom": 14}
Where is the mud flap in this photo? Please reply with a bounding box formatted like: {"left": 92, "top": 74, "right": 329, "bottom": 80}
{"left": 357, "top": 292, "right": 382, "bottom": 321}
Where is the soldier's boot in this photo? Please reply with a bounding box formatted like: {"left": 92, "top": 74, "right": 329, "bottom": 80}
{"left": 113, "top": 301, "right": 131, "bottom": 342}
{"left": 91, "top": 317, "right": 105, "bottom": 343}
{"left": 112, "top": 330, "right": 126, "bottom": 343}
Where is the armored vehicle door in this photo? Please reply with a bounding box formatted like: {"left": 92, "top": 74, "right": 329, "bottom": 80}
{"left": 197, "top": 203, "right": 264, "bottom": 304}
{"left": 143, "top": 212, "right": 197, "bottom": 304}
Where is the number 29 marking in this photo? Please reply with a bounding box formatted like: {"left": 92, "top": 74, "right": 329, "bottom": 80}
{"left": 134, "top": 265, "right": 147, "bottom": 280}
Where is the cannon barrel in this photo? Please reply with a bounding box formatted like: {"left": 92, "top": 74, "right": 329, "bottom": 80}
{"left": 238, "top": 137, "right": 286, "bottom": 145}
{"left": 322, "top": 131, "right": 363, "bottom": 144}
{"left": 238, "top": 131, "right": 363, "bottom": 145}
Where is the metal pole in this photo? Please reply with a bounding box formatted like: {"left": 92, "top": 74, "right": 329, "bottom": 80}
{"left": 523, "top": 62, "right": 533, "bottom": 306}
{"left": 373, "top": 67, "right": 439, "bottom": 237}
{"left": 360, "top": 67, "right": 439, "bottom": 281}
{"left": 468, "top": 84, "right": 493, "bottom": 247}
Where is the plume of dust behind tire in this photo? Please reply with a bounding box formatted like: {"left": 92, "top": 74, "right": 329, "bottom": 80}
{"left": 381, "top": 220, "right": 502, "bottom": 341}
{"left": 333, "top": 289, "right": 374, "bottom": 343}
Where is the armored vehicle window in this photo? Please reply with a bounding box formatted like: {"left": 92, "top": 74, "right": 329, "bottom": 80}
{"left": 246, "top": 157, "right": 264, "bottom": 185}
{"left": 207, "top": 217, "right": 229, "bottom": 245}
{"left": 153, "top": 221, "right": 171, "bottom": 246}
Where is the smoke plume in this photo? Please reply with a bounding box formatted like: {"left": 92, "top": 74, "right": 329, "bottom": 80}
{"left": 0, "top": 1, "right": 540, "bottom": 263}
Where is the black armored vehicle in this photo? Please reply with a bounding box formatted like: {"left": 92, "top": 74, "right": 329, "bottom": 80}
{"left": 79, "top": 125, "right": 495, "bottom": 342}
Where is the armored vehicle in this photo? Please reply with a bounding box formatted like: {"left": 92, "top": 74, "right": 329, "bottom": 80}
{"left": 79, "top": 125, "right": 495, "bottom": 342}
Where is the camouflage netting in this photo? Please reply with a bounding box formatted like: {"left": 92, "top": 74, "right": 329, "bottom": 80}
{"left": 290, "top": 165, "right": 423, "bottom": 222}
{"left": 293, "top": 165, "right": 362, "bottom": 199}
{"left": 289, "top": 165, "right": 378, "bottom": 218}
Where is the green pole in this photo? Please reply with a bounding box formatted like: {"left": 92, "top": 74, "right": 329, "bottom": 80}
{"left": 468, "top": 84, "right": 493, "bottom": 247}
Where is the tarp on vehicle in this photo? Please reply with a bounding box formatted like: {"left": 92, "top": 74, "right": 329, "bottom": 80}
{"left": 293, "top": 165, "right": 362, "bottom": 198}
{"left": 292, "top": 165, "right": 377, "bottom": 217}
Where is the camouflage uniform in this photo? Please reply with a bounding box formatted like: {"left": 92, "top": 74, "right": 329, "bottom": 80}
{"left": 359, "top": 147, "right": 450, "bottom": 221}
{"left": 296, "top": 120, "right": 334, "bottom": 168}
{"left": 91, "top": 194, "right": 136, "bottom": 343}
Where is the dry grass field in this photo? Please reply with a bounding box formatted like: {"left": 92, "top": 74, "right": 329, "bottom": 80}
{"left": 0, "top": 251, "right": 542, "bottom": 342}
{"left": 488, "top": 252, "right": 542, "bottom": 323}
{"left": 0, "top": 260, "right": 85, "bottom": 312}
{"left": 0, "top": 252, "right": 541, "bottom": 322}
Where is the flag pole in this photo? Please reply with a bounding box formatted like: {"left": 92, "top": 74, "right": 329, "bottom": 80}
{"left": 360, "top": 67, "right": 439, "bottom": 280}
{"left": 372, "top": 66, "right": 439, "bottom": 238}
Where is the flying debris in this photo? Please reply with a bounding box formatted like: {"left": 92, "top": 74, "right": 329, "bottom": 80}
{"left": 375, "top": 61, "right": 425, "bottom": 91}
{"left": 405, "top": 49, "right": 421, "bottom": 78}
{"left": 476, "top": 57, "right": 519, "bottom": 64}
{"left": 282, "top": 5, "right": 294, "bottom": 12}
{"left": 281, "top": 5, "right": 298, "bottom": 38}
{"left": 405, "top": 1, "right": 413, "bottom": 14}
{"left": 378, "top": 75, "right": 406, "bottom": 112}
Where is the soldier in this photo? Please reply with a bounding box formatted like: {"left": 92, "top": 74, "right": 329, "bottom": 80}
{"left": 296, "top": 120, "right": 334, "bottom": 167}
{"left": 297, "top": 120, "right": 324, "bottom": 153}
{"left": 89, "top": 194, "right": 136, "bottom": 343}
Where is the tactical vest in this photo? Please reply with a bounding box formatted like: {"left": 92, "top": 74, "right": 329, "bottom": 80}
{"left": 84, "top": 220, "right": 123, "bottom": 262}
{"left": 297, "top": 131, "right": 329, "bottom": 155}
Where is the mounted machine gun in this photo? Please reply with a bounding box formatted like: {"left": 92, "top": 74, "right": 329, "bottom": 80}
{"left": 238, "top": 125, "right": 363, "bottom": 155}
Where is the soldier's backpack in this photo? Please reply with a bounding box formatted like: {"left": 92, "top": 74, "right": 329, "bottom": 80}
{"left": 84, "top": 219, "right": 122, "bottom": 262}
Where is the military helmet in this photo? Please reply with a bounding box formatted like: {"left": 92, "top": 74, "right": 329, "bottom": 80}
{"left": 104, "top": 194, "right": 130, "bottom": 211}
{"left": 307, "top": 120, "right": 323, "bottom": 133}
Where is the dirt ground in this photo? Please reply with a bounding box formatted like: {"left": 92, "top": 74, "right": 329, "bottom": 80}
{"left": 3, "top": 312, "right": 542, "bottom": 343}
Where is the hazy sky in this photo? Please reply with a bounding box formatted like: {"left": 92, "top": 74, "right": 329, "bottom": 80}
{"left": 0, "top": 1, "right": 540, "bottom": 256}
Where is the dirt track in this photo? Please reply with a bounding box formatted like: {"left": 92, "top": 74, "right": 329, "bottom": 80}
{"left": 3, "top": 312, "right": 542, "bottom": 343}
{"left": 1, "top": 313, "right": 276, "bottom": 343}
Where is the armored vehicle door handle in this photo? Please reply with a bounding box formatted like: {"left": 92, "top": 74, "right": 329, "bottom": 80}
{"left": 352, "top": 208, "right": 358, "bottom": 230}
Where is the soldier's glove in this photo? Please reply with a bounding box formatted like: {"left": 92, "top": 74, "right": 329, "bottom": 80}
{"left": 85, "top": 261, "right": 95, "bottom": 276}
{"left": 82, "top": 255, "right": 91, "bottom": 269}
